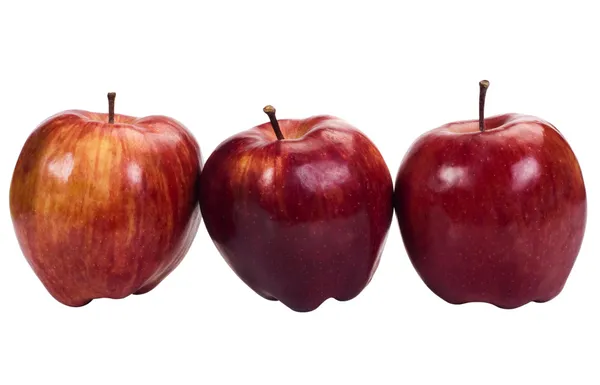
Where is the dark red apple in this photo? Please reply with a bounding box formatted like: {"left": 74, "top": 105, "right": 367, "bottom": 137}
{"left": 9, "top": 93, "right": 202, "bottom": 307}
{"left": 199, "top": 106, "right": 393, "bottom": 312}
{"left": 394, "top": 80, "right": 587, "bottom": 309}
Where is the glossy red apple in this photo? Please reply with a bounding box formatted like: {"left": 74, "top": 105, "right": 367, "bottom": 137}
{"left": 9, "top": 93, "right": 202, "bottom": 307}
{"left": 199, "top": 106, "right": 393, "bottom": 312}
{"left": 394, "top": 80, "right": 587, "bottom": 309}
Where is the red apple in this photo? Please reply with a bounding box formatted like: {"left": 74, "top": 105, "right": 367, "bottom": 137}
{"left": 199, "top": 106, "right": 393, "bottom": 312}
{"left": 394, "top": 81, "right": 587, "bottom": 309}
{"left": 9, "top": 93, "right": 202, "bottom": 307}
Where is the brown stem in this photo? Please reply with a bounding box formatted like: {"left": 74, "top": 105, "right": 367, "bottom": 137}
{"left": 263, "top": 105, "right": 284, "bottom": 140}
{"left": 479, "top": 80, "right": 489, "bottom": 132}
{"left": 107, "top": 92, "right": 116, "bottom": 124}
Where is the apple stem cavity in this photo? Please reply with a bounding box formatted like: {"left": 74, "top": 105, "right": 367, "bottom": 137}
{"left": 263, "top": 105, "right": 285, "bottom": 140}
{"left": 107, "top": 92, "right": 116, "bottom": 124}
{"left": 478, "top": 80, "right": 489, "bottom": 132}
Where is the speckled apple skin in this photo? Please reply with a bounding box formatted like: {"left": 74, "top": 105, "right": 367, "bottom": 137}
{"left": 10, "top": 110, "right": 202, "bottom": 306}
{"left": 394, "top": 113, "right": 587, "bottom": 309}
{"left": 199, "top": 116, "right": 393, "bottom": 312}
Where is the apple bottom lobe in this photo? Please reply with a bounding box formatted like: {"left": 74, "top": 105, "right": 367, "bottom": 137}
{"left": 210, "top": 202, "right": 389, "bottom": 313}
{"left": 40, "top": 251, "right": 188, "bottom": 307}
{"left": 254, "top": 289, "right": 365, "bottom": 313}
{"left": 433, "top": 289, "right": 565, "bottom": 310}
{"left": 252, "top": 278, "right": 374, "bottom": 313}
{"left": 399, "top": 202, "right": 585, "bottom": 310}
{"left": 65, "top": 298, "right": 92, "bottom": 307}
{"left": 422, "top": 274, "right": 570, "bottom": 310}
{"left": 20, "top": 206, "right": 202, "bottom": 308}
{"left": 258, "top": 277, "right": 375, "bottom": 313}
{"left": 217, "top": 231, "right": 385, "bottom": 313}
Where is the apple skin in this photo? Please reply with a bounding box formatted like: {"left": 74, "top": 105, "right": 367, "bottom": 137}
{"left": 9, "top": 110, "right": 202, "bottom": 307}
{"left": 199, "top": 115, "right": 393, "bottom": 312}
{"left": 394, "top": 113, "right": 587, "bottom": 309}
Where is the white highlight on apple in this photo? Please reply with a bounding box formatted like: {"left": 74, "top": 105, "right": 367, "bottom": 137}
{"left": 127, "top": 162, "right": 143, "bottom": 184}
{"left": 296, "top": 161, "right": 351, "bottom": 192}
{"left": 437, "top": 165, "right": 469, "bottom": 191}
{"left": 47, "top": 152, "right": 74, "bottom": 183}
{"left": 511, "top": 156, "right": 541, "bottom": 191}
{"left": 260, "top": 167, "right": 275, "bottom": 188}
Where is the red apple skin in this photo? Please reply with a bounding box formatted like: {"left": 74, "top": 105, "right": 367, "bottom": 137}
{"left": 199, "top": 116, "right": 393, "bottom": 312}
{"left": 394, "top": 113, "right": 587, "bottom": 309}
{"left": 9, "top": 110, "right": 202, "bottom": 307}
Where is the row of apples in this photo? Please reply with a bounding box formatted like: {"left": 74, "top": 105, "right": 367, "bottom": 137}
{"left": 8, "top": 81, "right": 587, "bottom": 312}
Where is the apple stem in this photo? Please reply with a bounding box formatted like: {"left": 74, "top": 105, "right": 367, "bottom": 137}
{"left": 263, "top": 105, "right": 285, "bottom": 140}
{"left": 107, "top": 92, "right": 116, "bottom": 124}
{"left": 479, "top": 80, "right": 489, "bottom": 132}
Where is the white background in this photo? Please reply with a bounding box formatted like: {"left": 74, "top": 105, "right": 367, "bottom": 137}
{"left": 1, "top": 1, "right": 598, "bottom": 384}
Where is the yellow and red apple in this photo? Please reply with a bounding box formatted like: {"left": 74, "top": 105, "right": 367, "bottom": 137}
{"left": 9, "top": 93, "right": 202, "bottom": 306}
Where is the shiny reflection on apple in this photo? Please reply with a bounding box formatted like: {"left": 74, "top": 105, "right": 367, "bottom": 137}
{"left": 511, "top": 156, "right": 540, "bottom": 191}
{"left": 47, "top": 152, "right": 74, "bottom": 183}
{"left": 435, "top": 164, "right": 470, "bottom": 192}
{"left": 126, "top": 162, "right": 143, "bottom": 185}
{"left": 295, "top": 160, "right": 351, "bottom": 192}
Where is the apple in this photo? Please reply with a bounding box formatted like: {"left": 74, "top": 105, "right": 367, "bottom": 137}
{"left": 394, "top": 80, "right": 587, "bottom": 309}
{"left": 9, "top": 93, "right": 202, "bottom": 307}
{"left": 199, "top": 106, "right": 393, "bottom": 312}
